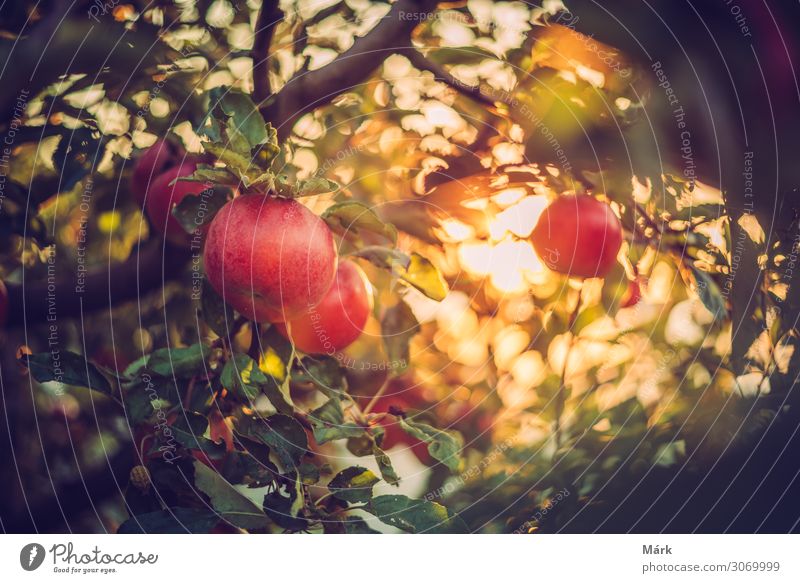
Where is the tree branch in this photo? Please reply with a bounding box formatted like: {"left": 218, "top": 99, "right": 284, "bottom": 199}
{"left": 252, "top": 0, "right": 283, "bottom": 105}
{"left": 260, "top": 0, "right": 437, "bottom": 138}
{"left": 401, "top": 48, "right": 505, "bottom": 109}
{"left": 5, "top": 238, "right": 190, "bottom": 327}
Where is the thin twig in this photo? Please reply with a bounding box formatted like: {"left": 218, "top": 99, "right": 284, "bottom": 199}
{"left": 362, "top": 376, "right": 391, "bottom": 415}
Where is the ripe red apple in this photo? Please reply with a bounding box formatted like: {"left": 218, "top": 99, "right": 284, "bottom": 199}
{"left": 131, "top": 139, "right": 181, "bottom": 206}
{"left": 145, "top": 160, "right": 212, "bottom": 246}
{"left": 275, "top": 260, "right": 370, "bottom": 354}
{"left": 531, "top": 195, "right": 622, "bottom": 278}
{"left": 203, "top": 194, "right": 337, "bottom": 323}
{"left": 0, "top": 279, "right": 8, "bottom": 327}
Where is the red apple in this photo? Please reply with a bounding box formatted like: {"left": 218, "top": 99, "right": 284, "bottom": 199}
{"left": 145, "top": 160, "right": 212, "bottom": 246}
{"left": 531, "top": 195, "right": 623, "bottom": 278}
{"left": 275, "top": 260, "right": 370, "bottom": 354}
{"left": 203, "top": 194, "right": 337, "bottom": 323}
{"left": 131, "top": 139, "right": 180, "bottom": 206}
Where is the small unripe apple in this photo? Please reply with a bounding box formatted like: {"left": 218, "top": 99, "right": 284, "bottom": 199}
{"left": 275, "top": 260, "right": 371, "bottom": 354}
{"left": 203, "top": 194, "right": 337, "bottom": 323}
{"left": 145, "top": 161, "right": 212, "bottom": 246}
{"left": 131, "top": 139, "right": 180, "bottom": 206}
{"left": 531, "top": 195, "right": 622, "bottom": 278}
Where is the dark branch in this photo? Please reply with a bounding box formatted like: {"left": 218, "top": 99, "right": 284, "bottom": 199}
{"left": 401, "top": 48, "right": 505, "bottom": 109}
{"left": 252, "top": 0, "right": 283, "bottom": 105}
{"left": 5, "top": 237, "right": 190, "bottom": 327}
{"left": 260, "top": 0, "right": 437, "bottom": 138}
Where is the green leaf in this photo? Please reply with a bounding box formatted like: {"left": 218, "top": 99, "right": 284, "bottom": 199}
{"left": 118, "top": 508, "right": 219, "bottom": 534}
{"left": 121, "top": 372, "right": 181, "bottom": 424}
{"left": 328, "top": 466, "right": 380, "bottom": 504}
{"left": 399, "top": 417, "right": 463, "bottom": 472}
{"left": 318, "top": 423, "right": 367, "bottom": 445}
{"left": 146, "top": 344, "right": 208, "bottom": 379}
{"left": 226, "top": 116, "right": 252, "bottom": 156}
{"left": 352, "top": 248, "right": 447, "bottom": 301}
{"left": 22, "top": 351, "right": 113, "bottom": 394}
{"left": 687, "top": 266, "right": 727, "bottom": 321}
{"left": 122, "top": 354, "right": 149, "bottom": 379}
{"left": 381, "top": 301, "right": 419, "bottom": 373}
{"left": 272, "top": 174, "right": 294, "bottom": 198}
{"left": 368, "top": 495, "right": 466, "bottom": 533}
{"left": 400, "top": 252, "right": 449, "bottom": 301}
{"left": 209, "top": 88, "right": 274, "bottom": 151}
{"left": 343, "top": 516, "right": 380, "bottom": 533}
{"left": 201, "top": 279, "right": 236, "bottom": 338}
{"left": 294, "top": 177, "right": 339, "bottom": 197}
{"left": 352, "top": 246, "right": 410, "bottom": 271}
{"left": 221, "top": 354, "right": 264, "bottom": 402}
{"left": 220, "top": 93, "right": 270, "bottom": 147}
{"left": 322, "top": 200, "right": 398, "bottom": 245}
{"left": 292, "top": 355, "right": 347, "bottom": 397}
{"left": 427, "top": 46, "right": 501, "bottom": 67}
{"left": 174, "top": 164, "right": 236, "bottom": 185}
{"left": 193, "top": 460, "right": 270, "bottom": 530}
{"left": 220, "top": 450, "right": 277, "bottom": 487}
{"left": 347, "top": 433, "right": 377, "bottom": 457}
{"left": 203, "top": 142, "right": 258, "bottom": 184}
{"left": 257, "top": 326, "right": 295, "bottom": 414}
{"left": 239, "top": 414, "right": 308, "bottom": 469}
{"left": 372, "top": 444, "right": 400, "bottom": 486}
{"left": 263, "top": 473, "right": 307, "bottom": 530}
{"left": 171, "top": 184, "right": 232, "bottom": 234}
{"left": 298, "top": 462, "right": 321, "bottom": 485}
{"left": 222, "top": 345, "right": 294, "bottom": 414}
{"left": 171, "top": 412, "right": 227, "bottom": 460}
{"left": 309, "top": 397, "right": 366, "bottom": 445}
{"left": 122, "top": 384, "right": 157, "bottom": 425}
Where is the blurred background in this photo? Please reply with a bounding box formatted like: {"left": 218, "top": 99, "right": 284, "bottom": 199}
{"left": 0, "top": 0, "right": 799, "bottom": 533}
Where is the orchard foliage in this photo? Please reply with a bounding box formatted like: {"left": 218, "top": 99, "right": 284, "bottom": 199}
{"left": 1, "top": 0, "right": 798, "bottom": 533}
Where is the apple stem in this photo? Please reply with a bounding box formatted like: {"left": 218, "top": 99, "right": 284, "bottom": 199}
{"left": 362, "top": 376, "right": 391, "bottom": 416}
